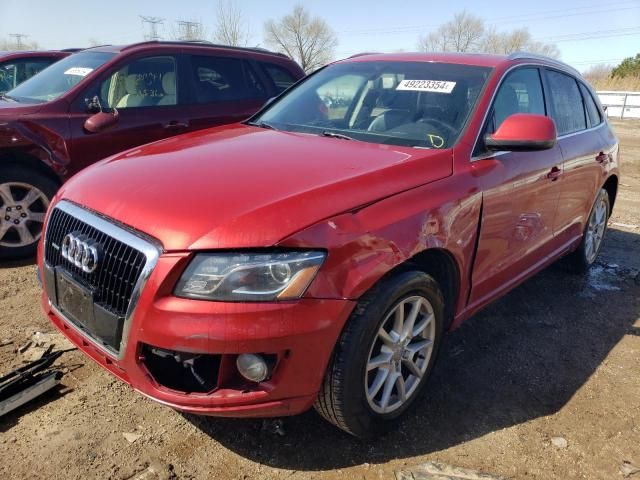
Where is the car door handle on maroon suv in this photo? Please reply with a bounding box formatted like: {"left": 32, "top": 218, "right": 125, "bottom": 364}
{"left": 547, "top": 166, "right": 562, "bottom": 181}
{"left": 164, "top": 121, "right": 189, "bottom": 130}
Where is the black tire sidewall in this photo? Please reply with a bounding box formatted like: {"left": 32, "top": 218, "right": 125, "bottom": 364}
{"left": 337, "top": 271, "right": 444, "bottom": 437}
{"left": 0, "top": 164, "right": 58, "bottom": 259}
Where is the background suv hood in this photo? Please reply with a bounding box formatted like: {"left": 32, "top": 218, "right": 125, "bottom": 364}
{"left": 59, "top": 125, "right": 453, "bottom": 251}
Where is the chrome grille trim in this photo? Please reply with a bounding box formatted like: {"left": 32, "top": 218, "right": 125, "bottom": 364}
{"left": 44, "top": 200, "right": 161, "bottom": 360}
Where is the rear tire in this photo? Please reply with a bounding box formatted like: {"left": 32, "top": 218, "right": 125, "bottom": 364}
{"left": 314, "top": 271, "right": 444, "bottom": 438}
{"left": 566, "top": 188, "right": 610, "bottom": 274}
{"left": 0, "top": 164, "right": 58, "bottom": 260}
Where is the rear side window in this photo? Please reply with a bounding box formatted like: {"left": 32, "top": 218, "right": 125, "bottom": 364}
{"left": 579, "top": 83, "right": 602, "bottom": 128}
{"left": 188, "top": 56, "right": 266, "bottom": 104}
{"left": 546, "top": 70, "right": 586, "bottom": 135}
{"left": 261, "top": 62, "right": 297, "bottom": 93}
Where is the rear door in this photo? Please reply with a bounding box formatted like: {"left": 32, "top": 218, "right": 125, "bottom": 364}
{"left": 68, "top": 53, "right": 189, "bottom": 174}
{"left": 545, "top": 69, "right": 610, "bottom": 244}
{"left": 469, "top": 66, "right": 564, "bottom": 305}
{"left": 181, "top": 54, "right": 270, "bottom": 132}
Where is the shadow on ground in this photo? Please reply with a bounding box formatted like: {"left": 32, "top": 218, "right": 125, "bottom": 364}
{"left": 170, "top": 230, "right": 640, "bottom": 469}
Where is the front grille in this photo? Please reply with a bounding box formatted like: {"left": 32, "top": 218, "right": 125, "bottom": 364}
{"left": 45, "top": 207, "right": 148, "bottom": 317}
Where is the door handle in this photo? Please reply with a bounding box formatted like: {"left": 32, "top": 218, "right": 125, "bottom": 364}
{"left": 547, "top": 166, "right": 562, "bottom": 181}
{"left": 596, "top": 152, "right": 609, "bottom": 164}
{"left": 164, "top": 121, "right": 189, "bottom": 129}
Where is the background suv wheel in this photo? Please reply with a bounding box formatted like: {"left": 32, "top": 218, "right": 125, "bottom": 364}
{"left": 0, "top": 164, "right": 57, "bottom": 259}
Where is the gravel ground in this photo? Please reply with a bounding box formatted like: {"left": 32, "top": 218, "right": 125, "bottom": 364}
{"left": 0, "top": 120, "right": 639, "bottom": 480}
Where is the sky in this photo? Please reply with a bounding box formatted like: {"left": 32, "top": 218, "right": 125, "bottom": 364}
{"left": 1, "top": 0, "right": 639, "bottom": 72}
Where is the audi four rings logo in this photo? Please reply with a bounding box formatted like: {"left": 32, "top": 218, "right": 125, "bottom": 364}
{"left": 61, "top": 233, "right": 101, "bottom": 273}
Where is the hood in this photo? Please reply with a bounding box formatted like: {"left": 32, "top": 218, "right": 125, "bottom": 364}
{"left": 0, "top": 99, "right": 43, "bottom": 116}
{"left": 59, "top": 125, "right": 453, "bottom": 251}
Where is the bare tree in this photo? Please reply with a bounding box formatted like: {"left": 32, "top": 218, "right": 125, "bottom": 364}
{"left": 418, "top": 11, "right": 559, "bottom": 59}
{"left": 87, "top": 38, "right": 102, "bottom": 47}
{"left": 582, "top": 64, "right": 613, "bottom": 83}
{"left": 264, "top": 5, "right": 337, "bottom": 73}
{"left": 418, "top": 11, "right": 485, "bottom": 53}
{"left": 213, "top": 0, "right": 250, "bottom": 46}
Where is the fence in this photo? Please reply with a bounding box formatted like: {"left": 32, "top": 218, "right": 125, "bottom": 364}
{"left": 596, "top": 91, "right": 640, "bottom": 119}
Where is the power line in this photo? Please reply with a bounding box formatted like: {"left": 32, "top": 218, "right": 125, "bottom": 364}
{"left": 140, "top": 16, "right": 164, "bottom": 41}
{"left": 176, "top": 20, "right": 203, "bottom": 41}
{"left": 8, "top": 33, "right": 29, "bottom": 49}
{"left": 338, "top": 3, "right": 640, "bottom": 36}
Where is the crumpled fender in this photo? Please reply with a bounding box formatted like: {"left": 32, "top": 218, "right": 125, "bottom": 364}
{"left": 0, "top": 120, "right": 70, "bottom": 176}
{"left": 279, "top": 172, "right": 483, "bottom": 313}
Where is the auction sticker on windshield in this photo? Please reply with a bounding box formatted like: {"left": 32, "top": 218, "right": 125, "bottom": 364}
{"left": 64, "top": 67, "right": 93, "bottom": 77}
{"left": 396, "top": 80, "right": 456, "bottom": 93}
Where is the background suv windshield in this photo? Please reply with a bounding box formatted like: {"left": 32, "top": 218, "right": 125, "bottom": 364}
{"left": 5, "top": 52, "right": 115, "bottom": 104}
{"left": 255, "top": 61, "right": 492, "bottom": 148}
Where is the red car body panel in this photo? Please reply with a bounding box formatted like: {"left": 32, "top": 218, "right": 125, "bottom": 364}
{"left": 38, "top": 53, "right": 619, "bottom": 417}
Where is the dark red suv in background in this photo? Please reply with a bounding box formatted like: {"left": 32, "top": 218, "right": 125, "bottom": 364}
{"left": 0, "top": 49, "right": 79, "bottom": 94}
{"left": 0, "top": 41, "right": 304, "bottom": 258}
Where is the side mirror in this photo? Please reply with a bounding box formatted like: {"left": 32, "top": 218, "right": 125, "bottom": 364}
{"left": 484, "top": 113, "right": 556, "bottom": 152}
{"left": 84, "top": 109, "right": 119, "bottom": 133}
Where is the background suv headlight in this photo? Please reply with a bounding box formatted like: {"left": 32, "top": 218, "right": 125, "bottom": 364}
{"left": 174, "top": 251, "right": 326, "bottom": 301}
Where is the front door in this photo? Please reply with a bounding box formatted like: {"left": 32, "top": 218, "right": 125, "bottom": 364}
{"left": 68, "top": 54, "right": 189, "bottom": 176}
{"left": 469, "top": 66, "right": 563, "bottom": 306}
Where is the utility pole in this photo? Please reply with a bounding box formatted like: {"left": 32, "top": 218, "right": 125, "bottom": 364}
{"left": 9, "top": 33, "right": 28, "bottom": 49}
{"left": 140, "top": 16, "right": 164, "bottom": 41}
{"left": 176, "top": 20, "right": 202, "bottom": 41}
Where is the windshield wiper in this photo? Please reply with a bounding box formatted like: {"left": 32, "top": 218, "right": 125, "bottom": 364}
{"left": 0, "top": 93, "right": 17, "bottom": 102}
{"left": 248, "top": 121, "right": 277, "bottom": 130}
{"left": 321, "top": 131, "right": 355, "bottom": 141}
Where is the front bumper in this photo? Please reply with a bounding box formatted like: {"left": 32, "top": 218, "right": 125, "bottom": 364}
{"left": 41, "top": 253, "right": 355, "bottom": 417}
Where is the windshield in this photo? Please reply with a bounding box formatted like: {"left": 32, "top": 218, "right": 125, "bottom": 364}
{"left": 5, "top": 52, "right": 115, "bottom": 104}
{"left": 253, "top": 61, "right": 492, "bottom": 149}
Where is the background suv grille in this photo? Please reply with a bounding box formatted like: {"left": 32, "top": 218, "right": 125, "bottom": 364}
{"left": 45, "top": 207, "right": 147, "bottom": 316}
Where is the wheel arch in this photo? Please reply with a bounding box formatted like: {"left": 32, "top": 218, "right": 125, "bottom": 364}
{"left": 368, "top": 247, "right": 461, "bottom": 331}
{"left": 602, "top": 174, "right": 618, "bottom": 212}
{"left": 0, "top": 148, "right": 62, "bottom": 187}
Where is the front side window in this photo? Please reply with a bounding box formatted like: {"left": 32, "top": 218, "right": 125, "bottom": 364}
{"left": 189, "top": 55, "right": 266, "bottom": 104}
{"left": 546, "top": 70, "right": 586, "bottom": 136}
{"left": 252, "top": 61, "right": 492, "bottom": 149}
{"left": 99, "top": 56, "right": 177, "bottom": 109}
{"left": 5, "top": 52, "right": 115, "bottom": 103}
{"left": 491, "top": 68, "right": 545, "bottom": 132}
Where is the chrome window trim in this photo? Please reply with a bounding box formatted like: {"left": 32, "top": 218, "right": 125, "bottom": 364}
{"left": 470, "top": 61, "right": 593, "bottom": 162}
{"left": 44, "top": 199, "right": 161, "bottom": 360}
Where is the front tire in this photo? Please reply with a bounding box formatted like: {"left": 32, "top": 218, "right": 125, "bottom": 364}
{"left": 314, "top": 271, "right": 444, "bottom": 438}
{"left": 567, "top": 188, "right": 610, "bottom": 273}
{"left": 0, "top": 164, "right": 57, "bottom": 260}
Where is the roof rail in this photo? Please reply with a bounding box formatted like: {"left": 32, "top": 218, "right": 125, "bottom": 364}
{"left": 348, "top": 52, "right": 381, "bottom": 58}
{"left": 507, "top": 51, "right": 581, "bottom": 76}
{"left": 60, "top": 48, "right": 84, "bottom": 52}
{"left": 121, "top": 40, "right": 288, "bottom": 58}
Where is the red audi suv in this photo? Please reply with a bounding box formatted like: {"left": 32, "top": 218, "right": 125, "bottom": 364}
{"left": 0, "top": 41, "right": 303, "bottom": 259}
{"left": 38, "top": 52, "right": 618, "bottom": 437}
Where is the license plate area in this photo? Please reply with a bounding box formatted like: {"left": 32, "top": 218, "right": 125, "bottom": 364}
{"left": 49, "top": 266, "right": 124, "bottom": 353}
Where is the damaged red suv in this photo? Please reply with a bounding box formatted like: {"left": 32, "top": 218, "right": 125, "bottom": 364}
{"left": 38, "top": 52, "right": 618, "bottom": 437}
{"left": 0, "top": 41, "right": 303, "bottom": 259}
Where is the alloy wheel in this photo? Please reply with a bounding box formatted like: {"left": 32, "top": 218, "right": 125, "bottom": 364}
{"left": 365, "top": 295, "right": 436, "bottom": 414}
{"left": 0, "top": 182, "right": 49, "bottom": 248}
{"left": 584, "top": 192, "right": 608, "bottom": 264}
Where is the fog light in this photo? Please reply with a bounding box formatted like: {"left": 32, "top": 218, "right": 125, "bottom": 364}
{"left": 236, "top": 353, "right": 269, "bottom": 382}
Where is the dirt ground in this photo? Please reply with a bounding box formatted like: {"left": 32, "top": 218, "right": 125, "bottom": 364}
{"left": 1, "top": 120, "right": 639, "bottom": 480}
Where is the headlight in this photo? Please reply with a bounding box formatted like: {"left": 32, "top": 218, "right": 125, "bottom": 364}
{"left": 174, "top": 251, "right": 326, "bottom": 302}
